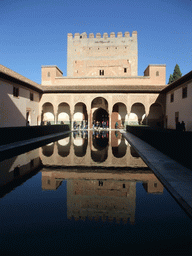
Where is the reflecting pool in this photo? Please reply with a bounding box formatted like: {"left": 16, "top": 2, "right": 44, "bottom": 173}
{"left": 0, "top": 131, "right": 191, "bottom": 256}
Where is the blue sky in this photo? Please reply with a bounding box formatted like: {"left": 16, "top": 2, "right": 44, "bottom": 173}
{"left": 1, "top": 0, "right": 192, "bottom": 84}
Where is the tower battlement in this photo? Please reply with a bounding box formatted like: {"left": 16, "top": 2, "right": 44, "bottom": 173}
{"left": 67, "top": 31, "right": 138, "bottom": 77}
{"left": 68, "top": 31, "right": 137, "bottom": 39}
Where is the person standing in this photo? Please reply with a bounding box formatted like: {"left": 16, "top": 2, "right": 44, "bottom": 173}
{"left": 181, "top": 121, "right": 186, "bottom": 132}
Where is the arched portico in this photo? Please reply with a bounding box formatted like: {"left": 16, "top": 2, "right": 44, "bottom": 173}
{"left": 129, "top": 103, "right": 146, "bottom": 125}
{"left": 57, "top": 103, "right": 70, "bottom": 125}
{"left": 91, "top": 97, "right": 109, "bottom": 128}
{"left": 112, "top": 103, "right": 127, "bottom": 129}
{"left": 42, "top": 102, "right": 54, "bottom": 125}
{"left": 73, "top": 102, "right": 88, "bottom": 128}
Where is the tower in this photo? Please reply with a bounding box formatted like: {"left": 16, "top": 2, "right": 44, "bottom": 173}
{"left": 67, "top": 31, "right": 138, "bottom": 77}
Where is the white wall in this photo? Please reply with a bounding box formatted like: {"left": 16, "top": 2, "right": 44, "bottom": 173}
{"left": 0, "top": 79, "right": 40, "bottom": 127}
{"left": 166, "top": 81, "right": 192, "bottom": 131}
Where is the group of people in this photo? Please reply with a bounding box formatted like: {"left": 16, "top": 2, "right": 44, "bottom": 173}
{"left": 92, "top": 120, "right": 109, "bottom": 129}
{"left": 73, "top": 120, "right": 88, "bottom": 130}
{"left": 176, "top": 121, "right": 186, "bottom": 131}
{"left": 92, "top": 130, "right": 109, "bottom": 139}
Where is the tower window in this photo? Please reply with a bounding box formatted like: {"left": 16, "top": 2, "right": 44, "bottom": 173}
{"left": 170, "top": 93, "right": 174, "bottom": 103}
{"left": 154, "top": 183, "right": 157, "bottom": 188}
{"left": 30, "top": 93, "right": 34, "bottom": 101}
{"left": 99, "top": 181, "right": 103, "bottom": 186}
{"left": 13, "top": 87, "right": 19, "bottom": 97}
{"left": 99, "top": 70, "right": 104, "bottom": 76}
{"left": 156, "top": 71, "right": 159, "bottom": 76}
{"left": 47, "top": 72, "right": 50, "bottom": 77}
{"left": 182, "top": 86, "right": 187, "bottom": 99}
{"left": 124, "top": 68, "right": 127, "bottom": 73}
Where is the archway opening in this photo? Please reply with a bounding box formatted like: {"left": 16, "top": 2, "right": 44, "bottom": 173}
{"left": 93, "top": 108, "right": 109, "bottom": 127}
{"left": 112, "top": 103, "right": 127, "bottom": 129}
{"left": 129, "top": 103, "right": 146, "bottom": 125}
{"left": 73, "top": 102, "right": 88, "bottom": 129}
{"left": 91, "top": 97, "right": 108, "bottom": 128}
{"left": 57, "top": 103, "right": 70, "bottom": 125}
{"left": 42, "top": 102, "right": 54, "bottom": 125}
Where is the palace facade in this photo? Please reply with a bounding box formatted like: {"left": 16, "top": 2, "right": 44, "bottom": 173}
{"left": 0, "top": 31, "right": 191, "bottom": 130}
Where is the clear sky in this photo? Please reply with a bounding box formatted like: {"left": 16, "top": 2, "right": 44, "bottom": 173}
{"left": 1, "top": 0, "right": 192, "bottom": 84}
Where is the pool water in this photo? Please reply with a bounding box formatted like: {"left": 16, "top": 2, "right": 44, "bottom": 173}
{"left": 0, "top": 131, "right": 191, "bottom": 256}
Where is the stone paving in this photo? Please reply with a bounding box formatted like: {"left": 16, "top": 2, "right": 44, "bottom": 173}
{"left": 121, "top": 130, "right": 192, "bottom": 219}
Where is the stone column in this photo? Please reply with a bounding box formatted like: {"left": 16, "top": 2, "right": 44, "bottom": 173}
{"left": 145, "top": 105, "right": 150, "bottom": 125}
{"left": 54, "top": 112, "right": 58, "bottom": 124}
{"left": 86, "top": 105, "right": 91, "bottom": 130}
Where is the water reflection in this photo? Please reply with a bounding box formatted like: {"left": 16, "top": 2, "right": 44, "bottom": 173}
{"left": 40, "top": 131, "right": 165, "bottom": 224}
{"left": 2, "top": 131, "right": 192, "bottom": 256}
{"left": 0, "top": 148, "right": 42, "bottom": 198}
{"left": 41, "top": 131, "right": 147, "bottom": 167}
{"left": 41, "top": 168, "right": 164, "bottom": 224}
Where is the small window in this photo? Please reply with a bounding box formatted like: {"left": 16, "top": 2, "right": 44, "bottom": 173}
{"left": 123, "top": 184, "right": 125, "bottom": 188}
{"left": 13, "top": 87, "right": 19, "bottom": 97}
{"left": 30, "top": 93, "right": 34, "bottom": 101}
{"left": 99, "top": 70, "right": 104, "bottom": 76}
{"left": 47, "top": 72, "right": 50, "bottom": 77}
{"left": 124, "top": 68, "right": 127, "bottom": 73}
{"left": 99, "top": 181, "right": 103, "bottom": 186}
{"left": 182, "top": 86, "right": 187, "bottom": 99}
{"left": 115, "top": 47, "right": 117, "bottom": 49}
{"left": 98, "top": 48, "right": 100, "bottom": 50}
{"left": 154, "top": 183, "right": 157, "bottom": 188}
{"left": 30, "top": 159, "right": 34, "bottom": 168}
{"left": 47, "top": 179, "right": 50, "bottom": 185}
{"left": 170, "top": 93, "right": 174, "bottom": 103}
{"left": 156, "top": 71, "right": 159, "bottom": 76}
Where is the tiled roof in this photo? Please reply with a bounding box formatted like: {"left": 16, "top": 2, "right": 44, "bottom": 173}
{"left": 161, "top": 70, "right": 192, "bottom": 93}
{"left": 42, "top": 85, "right": 166, "bottom": 93}
{"left": 0, "top": 65, "right": 43, "bottom": 92}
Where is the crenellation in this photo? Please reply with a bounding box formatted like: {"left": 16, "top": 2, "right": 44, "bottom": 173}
{"left": 124, "top": 31, "right": 130, "bottom": 37}
{"left": 110, "top": 32, "right": 115, "bottom": 38}
{"left": 103, "top": 32, "right": 108, "bottom": 39}
{"left": 69, "top": 31, "right": 137, "bottom": 39}
{"left": 68, "top": 33, "right": 73, "bottom": 38}
{"left": 117, "top": 32, "right": 123, "bottom": 38}
{"left": 132, "top": 31, "right": 137, "bottom": 38}
{"left": 81, "top": 32, "right": 87, "bottom": 38}
{"left": 89, "top": 33, "right": 94, "bottom": 38}
{"left": 74, "top": 33, "right": 80, "bottom": 39}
